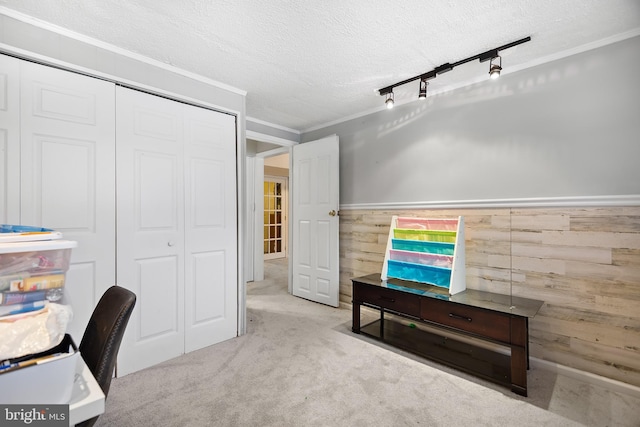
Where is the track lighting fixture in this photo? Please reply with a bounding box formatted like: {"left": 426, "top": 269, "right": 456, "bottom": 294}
{"left": 489, "top": 55, "right": 502, "bottom": 79}
{"left": 418, "top": 78, "right": 428, "bottom": 99}
{"left": 378, "top": 36, "right": 530, "bottom": 107}
{"left": 385, "top": 91, "right": 394, "bottom": 109}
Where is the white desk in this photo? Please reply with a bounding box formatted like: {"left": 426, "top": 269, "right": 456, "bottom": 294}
{"left": 68, "top": 359, "right": 105, "bottom": 426}
{"left": 0, "top": 356, "right": 104, "bottom": 426}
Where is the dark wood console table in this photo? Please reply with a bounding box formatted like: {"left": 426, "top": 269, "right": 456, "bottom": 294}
{"left": 351, "top": 273, "right": 544, "bottom": 396}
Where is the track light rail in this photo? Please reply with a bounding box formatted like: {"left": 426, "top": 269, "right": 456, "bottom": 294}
{"left": 378, "top": 36, "right": 531, "bottom": 96}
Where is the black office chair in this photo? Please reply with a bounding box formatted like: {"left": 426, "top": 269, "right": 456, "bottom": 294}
{"left": 76, "top": 285, "right": 136, "bottom": 427}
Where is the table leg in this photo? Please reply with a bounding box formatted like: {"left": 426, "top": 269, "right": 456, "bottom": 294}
{"left": 526, "top": 317, "right": 530, "bottom": 369}
{"left": 510, "top": 316, "right": 528, "bottom": 396}
{"left": 352, "top": 300, "right": 361, "bottom": 333}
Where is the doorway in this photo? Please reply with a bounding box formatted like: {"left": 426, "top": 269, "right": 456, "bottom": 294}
{"left": 245, "top": 132, "right": 340, "bottom": 306}
{"left": 245, "top": 131, "right": 296, "bottom": 286}
{"left": 263, "top": 175, "right": 288, "bottom": 260}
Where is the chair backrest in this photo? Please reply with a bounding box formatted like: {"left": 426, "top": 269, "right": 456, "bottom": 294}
{"left": 79, "top": 285, "right": 136, "bottom": 397}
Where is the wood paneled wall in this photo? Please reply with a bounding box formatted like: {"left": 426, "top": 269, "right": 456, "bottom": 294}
{"left": 339, "top": 207, "right": 640, "bottom": 387}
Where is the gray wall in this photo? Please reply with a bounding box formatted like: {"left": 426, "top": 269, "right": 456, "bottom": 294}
{"left": 302, "top": 36, "right": 640, "bottom": 205}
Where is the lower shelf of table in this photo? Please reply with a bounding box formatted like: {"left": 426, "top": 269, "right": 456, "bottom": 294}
{"left": 359, "top": 317, "right": 512, "bottom": 388}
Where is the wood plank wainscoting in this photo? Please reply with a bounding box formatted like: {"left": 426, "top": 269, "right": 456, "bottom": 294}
{"left": 338, "top": 207, "right": 640, "bottom": 388}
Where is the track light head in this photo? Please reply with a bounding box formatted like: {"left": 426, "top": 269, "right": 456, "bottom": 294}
{"left": 489, "top": 55, "right": 502, "bottom": 79}
{"left": 418, "top": 79, "right": 428, "bottom": 100}
{"left": 385, "top": 91, "right": 394, "bottom": 109}
{"left": 377, "top": 37, "right": 530, "bottom": 110}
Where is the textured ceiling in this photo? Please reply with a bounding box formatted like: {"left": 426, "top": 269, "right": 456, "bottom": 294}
{"left": 1, "top": 0, "right": 639, "bottom": 132}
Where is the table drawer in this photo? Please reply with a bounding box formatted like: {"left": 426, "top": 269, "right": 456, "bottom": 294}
{"left": 420, "top": 298, "right": 511, "bottom": 342}
{"left": 354, "top": 284, "right": 421, "bottom": 317}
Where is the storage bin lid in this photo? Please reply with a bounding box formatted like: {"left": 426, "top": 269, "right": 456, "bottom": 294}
{"left": 0, "top": 225, "right": 63, "bottom": 243}
{"left": 0, "top": 239, "right": 77, "bottom": 254}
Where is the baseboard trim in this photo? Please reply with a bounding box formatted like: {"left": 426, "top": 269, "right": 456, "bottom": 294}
{"left": 531, "top": 357, "right": 640, "bottom": 399}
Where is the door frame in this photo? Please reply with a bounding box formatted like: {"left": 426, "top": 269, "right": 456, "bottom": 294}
{"left": 247, "top": 130, "right": 297, "bottom": 293}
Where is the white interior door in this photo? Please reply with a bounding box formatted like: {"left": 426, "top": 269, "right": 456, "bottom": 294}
{"left": 116, "top": 87, "right": 185, "bottom": 375}
{"left": 292, "top": 135, "right": 339, "bottom": 307}
{"left": 19, "top": 60, "right": 116, "bottom": 342}
{"left": 183, "top": 104, "right": 237, "bottom": 353}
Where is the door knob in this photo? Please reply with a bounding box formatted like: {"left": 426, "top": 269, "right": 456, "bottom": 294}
{"left": 168, "top": 241, "right": 175, "bottom": 247}
{"left": 329, "top": 210, "right": 337, "bottom": 217}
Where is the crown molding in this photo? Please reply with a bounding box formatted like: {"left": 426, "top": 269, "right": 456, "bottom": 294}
{"left": 0, "top": 7, "right": 246, "bottom": 96}
{"left": 246, "top": 131, "right": 297, "bottom": 147}
{"left": 246, "top": 117, "right": 301, "bottom": 135}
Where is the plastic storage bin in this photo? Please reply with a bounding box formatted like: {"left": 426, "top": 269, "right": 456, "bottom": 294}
{"left": 0, "top": 334, "right": 79, "bottom": 404}
{"left": 0, "top": 240, "right": 76, "bottom": 295}
{"left": 1, "top": 232, "right": 77, "bottom": 319}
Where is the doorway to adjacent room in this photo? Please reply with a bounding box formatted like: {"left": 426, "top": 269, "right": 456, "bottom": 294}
{"left": 263, "top": 175, "right": 288, "bottom": 260}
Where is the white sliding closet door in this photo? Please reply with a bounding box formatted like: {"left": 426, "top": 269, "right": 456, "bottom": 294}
{"left": 116, "top": 87, "right": 237, "bottom": 375}
{"left": 116, "top": 87, "right": 186, "bottom": 374}
{"left": 0, "top": 55, "right": 20, "bottom": 224}
{"left": 183, "top": 104, "right": 237, "bottom": 352}
{"left": 19, "top": 60, "right": 116, "bottom": 342}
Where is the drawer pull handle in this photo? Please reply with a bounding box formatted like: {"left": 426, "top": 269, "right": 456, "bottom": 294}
{"left": 449, "top": 313, "right": 472, "bottom": 322}
{"left": 379, "top": 296, "right": 395, "bottom": 303}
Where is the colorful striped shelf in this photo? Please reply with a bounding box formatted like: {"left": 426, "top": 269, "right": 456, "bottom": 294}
{"left": 382, "top": 216, "right": 465, "bottom": 295}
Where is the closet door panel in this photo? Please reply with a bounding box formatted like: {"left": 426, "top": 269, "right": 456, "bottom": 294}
{"left": 135, "top": 151, "right": 180, "bottom": 338}
{"left": 32, "top": 134, "right": 94, "bottom": 228}
{"left": 116, "top": 86, "right": 185, "bottom": 376}
{"left": 192, "top": 251, "right": 225, "bottom": 321}
{"left": 138, "top": 256, "right": 179, "bottom": 337}
{"left": 20, "top": 61, "right": 116, "bottom": 342}
{"left": 137, "top": 151, "right": 179, "bottom": 232}
{"left": 184, "top": 107, "right": 237, "bottom": 352}
{"left": 0, "top": 54, "right": 20, "bottom": 224}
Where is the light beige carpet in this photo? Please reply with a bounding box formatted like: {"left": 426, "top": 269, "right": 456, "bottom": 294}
{"left": 96, "top": 260, "right": 637, "bottom": 426}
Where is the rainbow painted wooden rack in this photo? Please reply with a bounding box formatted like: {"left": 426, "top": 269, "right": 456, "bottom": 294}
{"left": 381, "top": 216, "right": 466, "bottom": 295}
